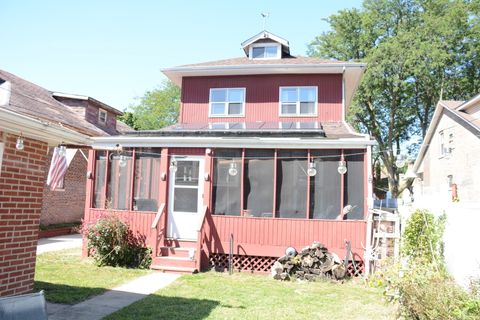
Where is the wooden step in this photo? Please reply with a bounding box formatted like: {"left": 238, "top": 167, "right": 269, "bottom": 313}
{"left": 153, "top": 256, "right": 197, "bottom": 269}
{"left": 164, "top": 238, "right": 197, "bottom": 249}
{"left": 150, "top": 265, "right": 197, "bottom": 274}
{"left": 159, "top": 246, "right": 195, "bottom": 258}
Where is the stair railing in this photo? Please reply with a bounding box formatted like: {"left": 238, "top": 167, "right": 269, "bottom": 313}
{"left": 195, "top": 205, "right": 210, "bottom": 271}
{"left": 151, "top": 203, "right": 166, "bottom": 257}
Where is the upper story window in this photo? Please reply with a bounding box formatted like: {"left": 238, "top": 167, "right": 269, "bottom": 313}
{"left": 249, "top": 43, "right": 281, "bottom": 60}
{"left": 279, "top": 86, "right": 317, "bottom": 116}
{"left": 98, "top": 109, "right": 107, "bottom": 124}
{"left": 209, "top": 88, "right": 245, "bottom": 117}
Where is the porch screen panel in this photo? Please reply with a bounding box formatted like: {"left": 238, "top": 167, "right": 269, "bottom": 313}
{"left": 107, "top": 151, "right": 133, "bottom": 210}
{"left": 244, "top": 150, "right": 274, "bottom": 217}
{"left": 276, "top": 150, "right": 307, "bottom": 218}
{"left": 134, "top": 148, "right": 161, "bottom": 212}
{"left": 212, "top": 149, "right": 242, "bottom": 216}
{"left": 343, "top": 149, "right": 365, "bottom": 220}
{"left": 310, "top": 150, "right": 341, "bottom": 219}
{"left": 93, "top": 151, "right": 106, "bottom": 208}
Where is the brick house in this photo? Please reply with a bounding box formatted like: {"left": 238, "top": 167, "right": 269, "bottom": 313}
{"left": 41, "top": 92, "right": 127, "bottom": 227}
{"left": 84, "top": 31, "right": 375, "bottom": 275}
{"left": 0, "top": 69, "right": 123, "bottom": 297}
{"left": 412, "top": 94, "right": 480, "bottom": 287}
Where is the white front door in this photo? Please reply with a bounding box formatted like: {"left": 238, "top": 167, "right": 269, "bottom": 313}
{"left": 167, "top": 156, "right": 204, "bottom": 240}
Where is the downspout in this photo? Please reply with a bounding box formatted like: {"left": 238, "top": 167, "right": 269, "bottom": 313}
{"left": 342, "top": 66, "right": 346, "bottom": 121}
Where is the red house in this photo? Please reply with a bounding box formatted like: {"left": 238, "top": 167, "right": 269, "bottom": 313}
{"left": 84, "top": 31, "right": 374, "bottom": 274}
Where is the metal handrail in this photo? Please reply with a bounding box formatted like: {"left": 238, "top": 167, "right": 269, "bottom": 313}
{"left": 151, "top": 203, "right": 166, "bottom": 229}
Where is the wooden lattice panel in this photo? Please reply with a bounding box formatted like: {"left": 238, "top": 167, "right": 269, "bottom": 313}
{"left": 209, "top": 253, "right": 364, "bottom": 276}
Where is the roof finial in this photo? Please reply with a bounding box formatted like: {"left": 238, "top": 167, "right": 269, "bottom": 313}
{"left": 261, "top": 12, "right": 270, "bottom": 31}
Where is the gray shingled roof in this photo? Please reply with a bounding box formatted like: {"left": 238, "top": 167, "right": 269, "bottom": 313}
{"left": 180, "top": 56, "right": 354, "bottom": 68}
{"left": 0, "top": 69, "right": 118, "bottom": 137}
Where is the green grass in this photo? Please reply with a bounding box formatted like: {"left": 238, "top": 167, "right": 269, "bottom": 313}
{"left": 34, "top": 248, "right": 150, "bottom": 304}
{"left": 105, "top": 271, "right": 396, "bottom": 320}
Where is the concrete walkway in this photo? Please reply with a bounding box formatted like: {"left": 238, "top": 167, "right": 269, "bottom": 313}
{"left": 37, "top": 234, "right": 82, "bottom": 254}
{"left": 47, "top": 272, "right": 180, "bottom": 320}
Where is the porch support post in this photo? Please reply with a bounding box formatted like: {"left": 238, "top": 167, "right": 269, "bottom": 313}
{"left": 240, "top": 149, "right": 245, "bottom": 216}
{"left": 83, "top": 149, "right": 96, "bottom": 257}
{"left": 365, "top": 146, "right": 372, "bottom": 218}
{"left": 306, "top": 149, "right": 311, "bottom": 219}
{"left": 203, "top": 148, "right": 213, "bottom": 208}
{"left": 103, "top": 151, "right": 109, "bottom": 209}
{"left": 340, "top": 149, "right": 345, "bottom": 220}
{"left": 155, "top": 147, "right": 170, "bottom": 252}
{"left": 272, "top": 149, "right": 277, "bottom": 218}
{"left": 129, "top": 149, "right": 136, "bottom": 211}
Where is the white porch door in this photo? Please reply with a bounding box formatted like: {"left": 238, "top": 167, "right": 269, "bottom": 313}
{"left": 167, "top": 156, "right": 204, "bottom": 240}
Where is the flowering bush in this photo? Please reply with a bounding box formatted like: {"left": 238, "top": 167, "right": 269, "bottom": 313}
{"left": 82, "top": 215, "right": 151, "bottom": 269}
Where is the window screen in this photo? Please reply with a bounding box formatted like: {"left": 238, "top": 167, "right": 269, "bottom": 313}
{"left": 133, "top": 148, "right": 161, "bottom": 212}
{"left": 309, "top": 150, "right": 341, "bottom": 219}
{"left": 244, "top": 150, "right": 274, "bottom": 217}
{"left": 212, "top": 149, "right": 242, "bottom": 216}
{"left": 93, "top": 151, "right": 106, "bottom": 208}
{"left": 343, "top": 149, "right": 365, "bottom": 220}
{"left": 107, "top": 151, "right": 133, "bottom": 210}
{"left": 276, "top": 150, "right": 308, "bottom": 218}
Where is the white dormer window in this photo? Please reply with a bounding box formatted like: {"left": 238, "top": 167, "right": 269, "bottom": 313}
{"left": 98, "top": 109, "right": 107, "bottom": 124}
{"left": 249, "top": 43, "right": 281, "bottom": 59}
{"left": 209, "top": 88, "right": 245, "bottom": 117}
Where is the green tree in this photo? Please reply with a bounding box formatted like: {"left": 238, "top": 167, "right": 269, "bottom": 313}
{"left": 308, "top": 0, "right": 480, "bottom": 197}
{"left": 117, "top": 111, "right": 140, "bottom": 130}
{"left": 127, "top": 80, "right": 180, "bottom": 130}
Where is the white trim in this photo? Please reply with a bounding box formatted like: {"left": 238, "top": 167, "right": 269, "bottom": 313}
{"left": 279, "top": 86, "right": 318, "bottom": 117}
{"left": 0, "top": 108, "right": 92, "bottom": 146}
{"left": 92, "top": 136, "right": 376, "bottom": 150}
{"left": 98, "top": 109, "right": 108, "bottom": 124}
{"left": 241, "top": 31, "right": 289, "bottom": 54}
{"left": 342, "top": 68, "right": 346, "bottom": 120}
{"left": 457, "top": 93, "right": 480, "bottom": 111}
{"left": 0, "top": 142, "right": 4, "bottom": 173}
{"left": 208, "top": 88, "right": 246, "bottom": 118}
{"left": 248, "top": 42, "right": 281, "bottom": 60}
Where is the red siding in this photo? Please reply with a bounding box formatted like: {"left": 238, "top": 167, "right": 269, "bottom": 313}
{"left": 209, "top": 215, "right": 365, "bottom": 259}
{"left": 181, "top": 74, "right": 343, "bottom": 123}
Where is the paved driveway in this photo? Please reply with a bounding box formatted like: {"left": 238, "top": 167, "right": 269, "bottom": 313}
{"left": 37, "top": 234, "right": 82, "bottom": 255}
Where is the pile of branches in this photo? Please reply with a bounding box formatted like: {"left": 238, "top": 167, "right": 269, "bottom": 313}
{"left": 271, "top": 241, "right": 346, "bottom": 281}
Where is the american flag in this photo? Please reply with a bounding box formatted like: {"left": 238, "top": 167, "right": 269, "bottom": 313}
{"left": 47, "top": 147, "right": 67, "bottom": 191}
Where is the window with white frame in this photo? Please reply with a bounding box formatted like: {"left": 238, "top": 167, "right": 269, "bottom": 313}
{"left": 280, "top": 87, "right": 317, "bottom": 116}
{"left": 439, "top": 130, "right": 448, "bottom": 157}
{"left": 209, "top": 88, "right": 245, "bottom": 117}
{"left": 250, "top": 43, "right": 281, "bottom": 59}
{"left": 98, "top": 109, "right": 107, "bottom": 124}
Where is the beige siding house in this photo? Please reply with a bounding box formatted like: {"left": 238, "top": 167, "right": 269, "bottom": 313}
{"left": 412, "top": 94, "right": 480, "bottom": 287}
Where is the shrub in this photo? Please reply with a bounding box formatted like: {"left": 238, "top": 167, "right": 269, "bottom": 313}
{"left": 82, "top": 215, "right": 152, "bottom": 269}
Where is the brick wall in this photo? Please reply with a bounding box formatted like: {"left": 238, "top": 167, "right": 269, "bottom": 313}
{"left": 41, "top": 149, "right": 88, "bottom": 226}
{"left": 0, "top": 131, "right": 48, "bottom": 297}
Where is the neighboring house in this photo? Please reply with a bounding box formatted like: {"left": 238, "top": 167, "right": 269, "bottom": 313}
{"left": 41, "top": 92, "right": 126, "bottom": 227}
{"left": 84, "top": 31, "right": 375, "bottom": 274}
{"left": 412, "top": 94, "right": 480, "bottom": 287}
{"left": 0, "top": 72, "right": 92, "bottom": 297}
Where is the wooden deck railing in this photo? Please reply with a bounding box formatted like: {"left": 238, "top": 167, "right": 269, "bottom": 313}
{"left": 151, "top": 203, "right": 166, "bottom": 257}
{"left": 195, "top": 205, "right": 210, "bottom": 270}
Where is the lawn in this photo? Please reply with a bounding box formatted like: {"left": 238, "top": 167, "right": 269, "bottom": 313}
{"left": 105, "top": 271, "right": 396, "bottom": 320}
{"left": 34, "top": 248, "right": 150, "bottom": 304}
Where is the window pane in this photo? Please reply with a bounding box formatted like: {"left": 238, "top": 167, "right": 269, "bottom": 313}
{"left": 244, "top": 150, "right": 274, "bottom": 217}
{"left": 212, "top": 149, "right": 242, "bottom": 216}
{"left": 94, "top": 151, "right": 106, "bottom": 208}
{"left": 173, "top": 188, "right": 198, "bottom": 212}
{"left": 276, "top": 150, "right": 308, "bottom": 218}
{"left": 211, "top": 89, "right": 226, "bottom": 102}
{"left": 281, "top": 103, "right": 296, "bottom": 114}
{"left": 107, "top": 152, "right": 133, "bottom": 210}
{"left": 310, "top": 150, "right": 341, "bottom": 219}
{"left": 134, "top": 148, "right": 161, "bottom": 212}
{"left": 344, "top": 149, "right": 365, "bottom": 220}
{"left": 252, "top": 47, "right": 265, "bottom": 58}
{"left": 228, "top": 103, "right": 243, "bottom": 115}
{"left": 211, "top": 103, "right": 225, "bottom": 115}
{"left": 228, "top": 89, "right": 244, "bottom": 102}
{"left": 265, "top": 46, "right": 278, "bottom": 58}
{"left": 299, "top": 87, "right": 316, "bottom": 102}
{"left": 300, "top": 102, "right": 316, "bottom": 114}
{"left": 175, "top": 161, "right": 199, "bottom": 186}
{"left": 281, "top": 88, "right": 298, "bottom": 103}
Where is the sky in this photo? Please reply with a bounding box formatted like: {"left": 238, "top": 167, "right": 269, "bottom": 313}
{"left": 0, "top": 0, "right": 362, "bottom": 111}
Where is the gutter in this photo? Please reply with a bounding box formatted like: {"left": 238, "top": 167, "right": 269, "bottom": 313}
{"left": 92, "top": 135, "right": 376, "bottom": 150}
{"left": 0, "top": 107, "right": 92, "bottom": 146}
